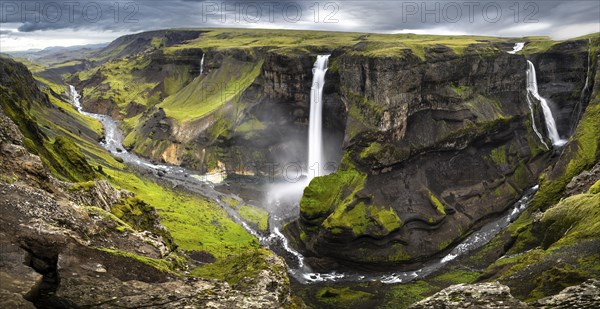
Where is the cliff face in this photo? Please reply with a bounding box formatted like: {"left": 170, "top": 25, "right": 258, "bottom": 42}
{"left": 289, "top": 39, "right": 595, "bottom": 267}
{"left": 530, "top": 39, "right": 592, "bottom": 136}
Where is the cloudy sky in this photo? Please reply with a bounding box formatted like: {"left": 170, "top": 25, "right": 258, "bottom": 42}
{"left": 1, "top": 0, "right": 599, "bottom": 51}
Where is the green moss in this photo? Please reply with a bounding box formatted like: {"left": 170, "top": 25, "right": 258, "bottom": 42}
{"left": 528, "top": 264, "right": 587, "bottom": 302}
{"left": 52, "top": 135, "right": 97, "bottom": 182}
{"left": 513, "top": 161, "right": 529, "bottom": 188}
{"left": 237, "top": 205, "right": 269, "bottom": 232}
{"left": 344, "top": 88, "right": 383, "bottom": 136}
{"left": 235, "top": 118, "right": 265, "bottom": 139}
{"left": 222, "top": 197, "right": 240, "bottom": 208}
{"left": 450, "top": 84, "right": 473, "bottom": 99}
{"left": 79, "top": 54, "right": 158, "bottom": 108}
{"left": 299, "top": 231, "right": 307, "bottom": 241}
{"left": 541, "top": 193, "right": 600, "bottom": 248}
{"left": 381, "top": 281, "right": 437, "bottom": 309}
{"left": 432, "top": 270, "right": 480, "bottom": 285}
{"left": 0, "top": 173, "right": 18, "bottom": 184}
{"left": 96, "top": 247, "right": 175, "bottom": 274}
{"left": 520, "top": 36, "right": 558, "bottom": 54}
{"left": 69, "top": 181, "right": 96, "bottom": 191}
{"left": 83, "top": 206, "right": 133, "bottom": 233}
{"left": 463, "top": 95, "right": 505, "bottom": 120}
{"left": 589, "top": 180, "right": 600, "bottom": 194}
{"left": 324, "top": 202, "right": 402, "bottom": 236}
{"left": 22, "top": 137, "right": 38, "bottom": 155}
{"left": 316, "top": 287, "right": 373, "bottom": 306}
{"left": 490, "top": 145, "right": 507, "bottom": 165}
{"left": 484, "top": 248, "right": 547, "bottom": 280}
{"left": 190, "top": 248, "right": 283, "bottom": 285}
{"left": 428, "top": 191, "right": 446, "bottom": 215}
{"left": 360, "top": 141, "right": 383, "bottom": 159}
{"left": 111, "top": 196, "right": 176, "bottom": 249}
{"left": 300, "top": 168, "right": 366, "bottom": 222}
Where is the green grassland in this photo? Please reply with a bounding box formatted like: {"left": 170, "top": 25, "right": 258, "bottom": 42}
{"left": 166, "top": 28, "right": 517, "bottom": 58}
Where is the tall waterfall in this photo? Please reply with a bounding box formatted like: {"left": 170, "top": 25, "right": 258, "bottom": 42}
{"left": 200, "top": 53, "right": 205, "bottom": 75}
{"left": 526, "top": 60, "right": 567, "bottom": 147}
{"left": 308, "top": 55, "right": 330, "bottom": 179}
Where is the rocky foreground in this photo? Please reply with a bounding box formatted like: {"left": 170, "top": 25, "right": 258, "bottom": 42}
{"left": 0, "top": 96, "right": 292, "bottom": 308}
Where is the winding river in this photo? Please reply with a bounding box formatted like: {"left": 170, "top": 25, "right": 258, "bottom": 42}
{"left": 68, "top": 85, "right": 538, "bottom": 285}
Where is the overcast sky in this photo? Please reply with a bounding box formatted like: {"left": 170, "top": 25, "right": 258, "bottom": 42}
{"left": 1, "top": 0, "right": 599, "bottom": 51}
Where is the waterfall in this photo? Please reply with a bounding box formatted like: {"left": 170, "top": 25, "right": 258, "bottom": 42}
{"left": 570, "top": 39, "right": 592, "bottom": 134}
{"left": 526, "top": 60, "right": 567, "bottom": 147}
{"left": 69, "top": 85, "right": 83, "bottom": 113}
{"left": 200, "top": 53, "right": 205, "bottom": 75}
{"left": 508, "top": 42, "right": 525, "bottom": 54}
{"left": 308, "top": 55, "right": 330, "bottom": 179}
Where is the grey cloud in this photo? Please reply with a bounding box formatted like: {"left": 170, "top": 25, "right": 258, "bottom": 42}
{"left": 2, "top": 0, "right": 599, "bottom": 38}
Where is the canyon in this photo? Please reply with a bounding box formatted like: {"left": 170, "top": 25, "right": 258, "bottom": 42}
{"left": 1, "top": 29, "right": 599, "bottom": 308}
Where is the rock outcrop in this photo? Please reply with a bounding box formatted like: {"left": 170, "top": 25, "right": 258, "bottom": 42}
{"left": 532, "top": 279, "right": 600, "bottom": 308}
{"left": 409, "top": 282, "right": 529, "bottom": 309}
{"left": 408, "top": 280, "right": 600, "bottom": 308}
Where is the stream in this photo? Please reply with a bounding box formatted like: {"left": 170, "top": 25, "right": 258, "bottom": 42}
{"left": 68, "top": 84, "right": 538, "bottom": 285}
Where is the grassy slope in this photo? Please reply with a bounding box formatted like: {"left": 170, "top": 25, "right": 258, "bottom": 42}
{"left": 79, "top": 55, "right": 160, "bottom": 109}
{"left": 159, "top": 57, "right": 263, "bottom": 122}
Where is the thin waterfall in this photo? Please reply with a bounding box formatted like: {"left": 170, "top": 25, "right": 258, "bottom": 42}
{"left": 508, "top": 42, "right": 525, "bottom": 54}
{"left": 308, "top": 55, "right": 330, "bottom": 179}
{"left": 570, "top": 39, "right": 592, "bottom": 134}
{"left": 526, "top": 60, "right": 567, "bottom": 147}
{"left": 200, "top": 53, "right": 205, "bottom": 75}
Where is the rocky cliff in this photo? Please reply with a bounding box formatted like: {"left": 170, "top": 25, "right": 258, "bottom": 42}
{"left": 289, "top": 42, "right": 590, "bottom": 267}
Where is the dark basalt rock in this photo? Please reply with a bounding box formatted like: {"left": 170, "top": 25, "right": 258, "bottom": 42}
{"left": 290, "top": 40, "right": 594, "bottom": 267}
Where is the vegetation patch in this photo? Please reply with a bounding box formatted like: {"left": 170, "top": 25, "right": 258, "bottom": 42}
{"left": 540, "top": 193, "right": 600, "bottom": 248}
{"left": 324, "top": 202, "right": 402, "bottom": 237}
{"left": 52, "top": 135, "right": 98, "bottom": 182}
{"left": 96, "top": 247, "right": 176, "bottom": 274}
{"left": 103, "top": 167, "right": 259, "bottom": 260}
{"left": 300, "top": 168, "right": 366, "bottom": 222}
{"left": 190, "top": 248, "right": 284, "bottom": 286}
{"left": 159, "top": 57, "right": 263, "bottom": 122}
{"left": 237, "top": 205, "right": 269, "bottom": 232}
{"left": 381, "top": 281, "right": 437, "bottom": 309}
{"left": 112, "top": 196, "right": 176, "bottom": 250}
{"left": 316, "top": 287, "right": 373, "bottom": 306}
